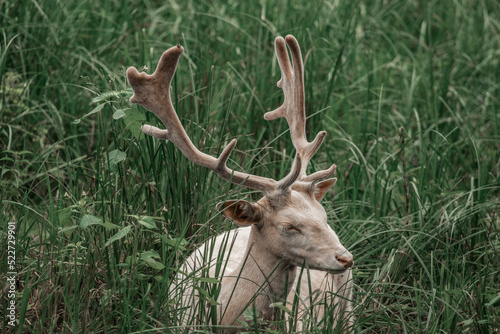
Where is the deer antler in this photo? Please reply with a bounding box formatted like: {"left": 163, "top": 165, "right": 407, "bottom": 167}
{"left": 126, "top": 44, "right": 301, "bottom": 194}
{"left": 265, "top": 35, "right": 336, "bottom": 183}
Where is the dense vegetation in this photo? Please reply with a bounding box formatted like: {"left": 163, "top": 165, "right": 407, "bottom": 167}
{"left": 1, "top": 0, "right": 499, "bottom": 332}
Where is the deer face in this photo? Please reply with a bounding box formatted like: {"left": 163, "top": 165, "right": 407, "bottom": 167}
{"left": 218, "top": 179, "right": 353, "bottom": 274}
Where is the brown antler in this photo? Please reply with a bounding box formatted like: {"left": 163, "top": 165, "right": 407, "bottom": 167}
{"left": 126, "top": 44, "right": 301, "bottom": 194}
{"left": 265, "top": 35, "right": 336, "bottom": 183}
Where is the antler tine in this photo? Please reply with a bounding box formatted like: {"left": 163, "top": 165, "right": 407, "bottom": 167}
{"left": 127, "top": 44, "right": 301, "bottom": 194}
{"left": 264, "top": 35, "right": 334, "bottom": 182}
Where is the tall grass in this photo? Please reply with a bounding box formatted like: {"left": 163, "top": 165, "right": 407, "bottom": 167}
{"left": 1, "top": 0, "right": 499, "bottom": 332}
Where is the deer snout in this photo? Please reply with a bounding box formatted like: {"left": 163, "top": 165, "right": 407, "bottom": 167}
{"left": 336, "top": 255, "right": 353, "bottom": 269}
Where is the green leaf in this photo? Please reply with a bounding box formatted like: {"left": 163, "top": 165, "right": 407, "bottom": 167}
{"left": 79, "top": 214, "right": 102, "bottom": 228}
{"left": 15, "top": 150, "right": 33, "bottom": 155}
{"left": 102, "top": 221, "right": 121, "bottom": 229}
{"left": 88, "top": 102, "right": 106, "bottom": 115}
{"left": 58, "top": 207, "right": 72, "bottom": 226}
{"left": 140, "top": 250, "right": 161, "bottom": 260}
{"left": 137, "top": 273, "right": 151, "bottom": 280}
{"left": 196, "top": 277, "right": 220, "bottom": 284}
{"left": 140, "top": 250, "right": 165, "bottom": 270}
{"left": 108, "top": 149, "right": 127, "bottom": 165}
{"left": 112, "top": 108, "right": 128, "bottom": 120}
{"left": 485, "top": 293, "right": 500, "bottom": 307}
{"left": 72, "top": 103, "right": 106, "bottom": 124}
{"left": 58, "top": 226, "right": 78, "bottom": 234}
{"left": 143, "top": 260, "right": 165, "bottom": 270}
{"left": 123, "top": 107, "right": 146, "bottom": 139}
{"left": 461, "top": 319, "right": 474, "bottom": 326}
{"left": 138, "top": 216, "right": 157, "bottom": 229}
{"left": 160, "top": 236, "right": 187, "bottom": 251}
{"left": 105, "top": 225, "right": 131, "bottom": 247}
{"left": 91, "top": 89, "right": 132, "bottom": 103}
{"left": 124, "top": 255, "right": 136, "bottom": 266}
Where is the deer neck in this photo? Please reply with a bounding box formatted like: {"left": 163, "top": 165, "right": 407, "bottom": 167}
{"left": 245, "top": 225, "right": 297, "bottom": 298}
{"left": 218, "top": 225, "right": 297, "bottom": 327}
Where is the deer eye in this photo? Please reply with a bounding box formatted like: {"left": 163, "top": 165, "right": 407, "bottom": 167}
{"left": 282, "top": 224, "right": 301, "bottom": 234}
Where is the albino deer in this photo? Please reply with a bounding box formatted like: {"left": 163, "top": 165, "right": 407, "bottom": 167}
{"left": 127, "top": 35, "right": 353, "bottom": 332}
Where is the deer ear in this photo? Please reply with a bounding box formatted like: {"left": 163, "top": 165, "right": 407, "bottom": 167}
{"left": 314, "top": 178, "right": 337, "bottom": 202}
{"left": 216, "top": 200, "right": 263, "bottom": 227}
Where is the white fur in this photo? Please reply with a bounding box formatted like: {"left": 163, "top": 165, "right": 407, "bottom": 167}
{"left": 173, "top": 226, "right": 353, "bottom": 332}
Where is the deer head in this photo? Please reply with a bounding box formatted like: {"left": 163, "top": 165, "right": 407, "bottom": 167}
{"left": 127, "top": 35, "right": 353, "bottom": 275}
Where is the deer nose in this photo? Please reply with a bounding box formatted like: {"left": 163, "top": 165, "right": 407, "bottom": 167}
{"left": 336, "top": 255, "right": 354, "bottom": 269}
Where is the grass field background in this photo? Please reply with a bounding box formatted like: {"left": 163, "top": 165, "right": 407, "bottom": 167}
{"left": 1, "top": 0, "right": 499, "bottom": 332}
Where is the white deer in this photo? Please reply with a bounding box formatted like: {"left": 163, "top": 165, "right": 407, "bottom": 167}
{"left": 126, "top": 35, "right": 354, "bottom": 332}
